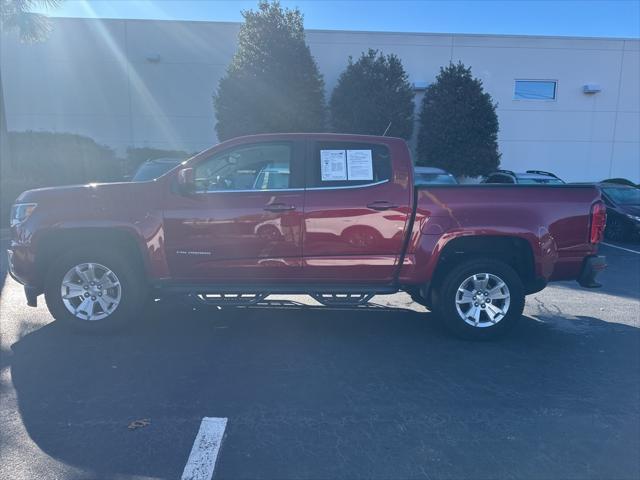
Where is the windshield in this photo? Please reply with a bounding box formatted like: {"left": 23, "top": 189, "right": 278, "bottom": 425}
{"left": 415, "top": 173, "right": 458, "bottom": 185}
{"left": 518, "top": 177, "right": 564, "bottom": 185}
{"left": 603, "top": 187, "right": 640, "bottom": 205}
{"left": 132, "top": 161, "right": 180, "bottom": 181}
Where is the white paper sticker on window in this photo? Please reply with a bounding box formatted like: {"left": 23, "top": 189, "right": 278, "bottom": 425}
{"left": 320, "top": 150, "right": 347, "bottom": 181}
{"left": 347, "top": 150, "right": 373, "bottom": 181}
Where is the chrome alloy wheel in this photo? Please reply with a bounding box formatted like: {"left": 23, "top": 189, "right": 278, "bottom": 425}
{"left": 60, "top": 263, "right": 122, "bottom": 321}
{"left": 455, "top": 273, "right": 511, "bottom": 328}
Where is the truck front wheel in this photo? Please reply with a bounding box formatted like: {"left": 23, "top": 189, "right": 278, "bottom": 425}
{"left": 435, "top": 258, "right": 525, "bottom": 339}
{"left": 44, "top": 247, "right": 148, "bottom": 332}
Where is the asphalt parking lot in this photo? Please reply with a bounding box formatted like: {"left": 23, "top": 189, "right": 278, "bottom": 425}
{"left": 1, "top": 242, "right": 639, "bottom": 480}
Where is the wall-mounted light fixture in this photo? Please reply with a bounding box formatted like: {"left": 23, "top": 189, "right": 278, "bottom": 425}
{"left": 583, "top": 83, "right": 602, "bottom": 94}
{"left": 145, "top": 54, "right": 162, "bottom": 64}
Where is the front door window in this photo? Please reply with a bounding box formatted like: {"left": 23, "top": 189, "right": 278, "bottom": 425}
{"left": 194, "top": 143, "right": 293, "bottom": 193}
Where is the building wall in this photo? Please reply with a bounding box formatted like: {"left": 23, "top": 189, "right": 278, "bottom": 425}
{"left": 2, "top": 17, "right": 639, "bottom": 181}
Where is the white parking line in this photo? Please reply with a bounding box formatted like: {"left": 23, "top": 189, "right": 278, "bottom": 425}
{"left": 601, "top": 242, "right": 640, "bottom": 255}
{"left": 181, "top": 417, "right": 228, "bottom": 480}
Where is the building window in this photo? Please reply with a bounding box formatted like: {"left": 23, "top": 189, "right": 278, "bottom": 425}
{"left": 514, "top": 80, "right": 557, "bottom": 100}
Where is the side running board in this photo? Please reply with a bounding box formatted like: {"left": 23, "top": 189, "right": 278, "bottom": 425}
{"left": 310, "top": 293, "right": 374, "bottom": 306}
{"left": 191, "top": 292, "right": 268, "bottom": 307}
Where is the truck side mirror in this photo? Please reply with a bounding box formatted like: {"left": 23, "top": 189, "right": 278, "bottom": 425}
{"left": 177, "top": 167, "right": 195, "bottom": 194}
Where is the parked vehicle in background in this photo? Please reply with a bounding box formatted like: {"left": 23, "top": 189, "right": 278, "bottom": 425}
{"left": 132, "top": 158, "right": 182, "bottom": 182}
{"left": 413, "top": 166, "right": 458, "bottom": 185}
{"left": 482, "top": 170, "right": 565, "bottom": 185}
{"left": 8, "top": 133, "right": 606, "bottom": 340}
{"left": 601, "top": 178, "right": 639, "bottom": 188}
{"left": 598, "top": 182, "right": 640, "bottom": 242}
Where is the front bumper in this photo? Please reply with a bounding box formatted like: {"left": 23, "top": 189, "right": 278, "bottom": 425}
{"left": 577, "top": 255, "right": 607, "bottom": 288}
{"left": 7, "top": 248, "right": 41, "bottom": 307}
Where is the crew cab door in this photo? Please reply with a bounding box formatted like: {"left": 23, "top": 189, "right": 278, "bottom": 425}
{"left": 163, "top": 141, "right": 305, "bottom": 282}
{"left": 302, "top": 139, "right": 412, "bottom": 284}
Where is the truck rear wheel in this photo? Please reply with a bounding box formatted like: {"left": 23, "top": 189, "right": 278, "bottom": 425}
{"left": 435, "top": 258, "right": 525, "bottom": 339}
{"left": 44, "top": 247, "right": 148, "bottom": 333}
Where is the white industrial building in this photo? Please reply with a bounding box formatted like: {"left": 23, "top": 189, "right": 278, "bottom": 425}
{"left": 2, "top": 17, "right": 639, "bottom": 182}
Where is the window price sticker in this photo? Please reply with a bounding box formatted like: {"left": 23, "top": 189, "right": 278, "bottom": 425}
{"left": 346, "top": 150, "right": 373, "bottom": 181}
{"left": 320, "top": 150, "right": 347, "bottom": 181}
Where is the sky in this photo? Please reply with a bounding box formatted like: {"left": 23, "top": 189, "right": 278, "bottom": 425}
{"left": 38, "top": 0, "right": 640, "bottom": 38}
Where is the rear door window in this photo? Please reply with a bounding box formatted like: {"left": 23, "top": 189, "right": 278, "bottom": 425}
{"left": 307, "top": 141, "right": 391, "bottom": 189}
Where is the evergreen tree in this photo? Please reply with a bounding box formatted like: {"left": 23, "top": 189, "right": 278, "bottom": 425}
{"left": 213, "top": 1, "right": 326, "bottom": 140}
{"left": 330, "top": 49, "right": 414, "bottom": 139}
{"left": 416, "top": 62, "right": 500, "bottom": 177}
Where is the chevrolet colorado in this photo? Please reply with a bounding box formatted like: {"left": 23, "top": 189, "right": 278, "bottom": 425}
{"left": 8, "top": 133, "right": 607, "bottom": 338}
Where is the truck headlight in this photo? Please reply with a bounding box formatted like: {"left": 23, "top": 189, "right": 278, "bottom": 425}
{"left": 627, "top": 214, "right": 640, "bottom": 223}
{"left": 10, "top": 203, "right": 37, "bottom": 227}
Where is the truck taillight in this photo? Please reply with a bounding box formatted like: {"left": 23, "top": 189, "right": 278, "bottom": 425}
{"left": 590, "top": 202, "right": 606, "bottom": 244}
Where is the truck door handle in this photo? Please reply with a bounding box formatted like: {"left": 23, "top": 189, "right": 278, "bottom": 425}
{"left": 366, "top": 201, "right": 398, "bottom": 211}
{"left": 264, "top": 203, "right": 296, "bottom": 212}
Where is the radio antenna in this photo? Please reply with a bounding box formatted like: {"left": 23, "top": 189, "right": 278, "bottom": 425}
{"left": 382, "top": 121, "right": 392, "bottom": 136}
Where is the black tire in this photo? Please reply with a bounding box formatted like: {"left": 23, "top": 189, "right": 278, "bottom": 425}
{"left": 434, "top": 258, "right": 525, "bottom": 340}
{"left": 45, "top": 247, "right": 148, "bottom": 333}
{"left": 405, "top": 287, "right": 432, "bottom": 310}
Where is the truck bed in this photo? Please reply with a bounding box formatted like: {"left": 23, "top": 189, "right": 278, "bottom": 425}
{"left": 398, "top": 183, "right": 602, "bottom": 285}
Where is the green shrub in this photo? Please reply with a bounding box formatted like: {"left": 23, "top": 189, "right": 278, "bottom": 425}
{"left": 5, "top": 130, "right": 119, "bottom": 185}
{"left": 213, "top": 0, "right": 326, "bottom": 140}
{"left": 416, "top": 62, "right": 501, "bottom": 177}
{"left": 330, "top": 49, "right": 415, "bottom": 139}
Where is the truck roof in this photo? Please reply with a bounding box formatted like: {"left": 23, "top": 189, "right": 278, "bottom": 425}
{"left": 213, "top": 132, "right": 406, "bottom": 146}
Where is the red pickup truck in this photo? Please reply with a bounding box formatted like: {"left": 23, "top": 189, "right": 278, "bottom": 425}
{"left": 8, "top": 133, "right": 607, "bottom": 338}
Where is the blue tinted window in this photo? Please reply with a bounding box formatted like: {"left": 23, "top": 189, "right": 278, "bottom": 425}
{"left": 415, "top": 173, "right": 458, "bottom": 185}
{"left": 514, "top": 80, "right": 557, "bottom": 100}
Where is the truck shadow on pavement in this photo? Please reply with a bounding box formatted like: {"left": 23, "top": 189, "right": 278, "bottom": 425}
{"left": 7, "top": 301, "right": 640, "bottom": 480}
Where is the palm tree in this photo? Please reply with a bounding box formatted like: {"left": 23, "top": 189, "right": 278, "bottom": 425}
{"left": 0, "top": 0, "right": 61, "bottom": 173}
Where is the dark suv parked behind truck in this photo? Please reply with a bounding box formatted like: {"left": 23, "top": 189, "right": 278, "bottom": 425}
{"left": 483, "top": 170, "right": 565, "bottom": 185}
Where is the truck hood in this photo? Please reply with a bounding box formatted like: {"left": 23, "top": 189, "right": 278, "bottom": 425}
{"left": 15, "top": 181, "right": 164, "bottom": 230}
{"left": 16, "top": 181, "right": 153, "bottom": 204}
